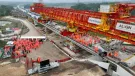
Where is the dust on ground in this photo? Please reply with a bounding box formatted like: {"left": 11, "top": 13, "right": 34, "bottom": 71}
{"left": 0, "top": 62, "right": 26, "bottom": 76}
{"left": 28, "top": 40, "right": 68, "bottom": 61}
{"left": 39, "top": 60, "right": 105, "bottom": 76}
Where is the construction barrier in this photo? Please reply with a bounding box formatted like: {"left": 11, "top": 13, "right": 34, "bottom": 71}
{"left": 56, "top": 57, "right": 71, "bottom": 62}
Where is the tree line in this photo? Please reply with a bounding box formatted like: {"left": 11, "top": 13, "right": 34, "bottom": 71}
{"left": 71, "top": 3, "right": 100, "bottom": 11}
{"left": 0, "top": 5, "right": 13, "bottom": 16}
{"left": 71, "top": 3, "right": 135, "bottom": 15}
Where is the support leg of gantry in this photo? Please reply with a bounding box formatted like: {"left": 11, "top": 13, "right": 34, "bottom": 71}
{"left": 106, "top": 37, "right": 111, "bottom": 42}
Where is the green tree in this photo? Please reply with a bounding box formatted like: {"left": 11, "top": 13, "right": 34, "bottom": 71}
{"left": 71, "top": 3, "right": 100, "bottom": 11}
{"left": 0, "top": 5, "right": 13, "bottom": 16}
{"left": 0, "top": 40, "right": 6, "bottom": 48}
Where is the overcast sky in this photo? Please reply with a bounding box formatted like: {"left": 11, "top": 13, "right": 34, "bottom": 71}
{"left": 0, "top": 0, "right": 132, "bottom": 3}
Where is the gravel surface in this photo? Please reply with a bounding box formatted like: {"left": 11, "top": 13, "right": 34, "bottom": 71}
{"left": 39, "top": 60, "right": 105, "bottom": 76}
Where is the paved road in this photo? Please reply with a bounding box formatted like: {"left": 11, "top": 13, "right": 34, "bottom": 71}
{"left": 4, "top": 16, "right": 43, "bottom": 37}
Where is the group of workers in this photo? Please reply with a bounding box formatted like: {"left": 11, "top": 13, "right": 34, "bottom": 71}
{"left": 94, "top": 46, "right": 120, "bottom": 60}
{"left": 107, "top": 51, "right": 121, "bottom": 61}
{"left": 12, "top": 39, "right": 43, "bottom": 58}
{"left": 107, "top": 46, "right": 128, "bottom": 60}
{"left": 70, "top": 33, "right": 100, "bottom": 46}
{"left": 69, "top": 32, "right": 125, "bottom": 61}
{"left": 108, "top": 51, "right": 119, "bottom": 57}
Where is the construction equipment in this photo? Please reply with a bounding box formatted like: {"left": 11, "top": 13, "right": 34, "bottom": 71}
{"left": 30, "top": 3, "right": 135, "bottom": 45}
{"left": 13, "top": 3, "right": 135, "bottom": 75}
{"left": 26, "top": 57, "right": 59, "bottom": 75}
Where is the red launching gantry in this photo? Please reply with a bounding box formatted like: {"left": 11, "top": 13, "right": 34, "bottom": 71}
{"left": 30, "top": 3, "right": 135, "bottom": 45}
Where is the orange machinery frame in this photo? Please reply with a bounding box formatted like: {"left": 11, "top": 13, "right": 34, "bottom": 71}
{"left": 30, "top": 3, "right": 135, "bottom": 45}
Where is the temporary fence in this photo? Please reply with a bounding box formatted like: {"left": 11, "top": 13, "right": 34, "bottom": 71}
{"left": 56, "top": 57, "right": 71, "bottom": 62}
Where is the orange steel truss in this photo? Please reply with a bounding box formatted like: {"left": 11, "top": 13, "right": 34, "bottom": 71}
{"left": 30, "top": 3, "right": 135, "bottom": 45}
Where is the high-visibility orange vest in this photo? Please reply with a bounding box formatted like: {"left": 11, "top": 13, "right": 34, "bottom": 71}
{"left": 15, "top": 51, "right": 21, "bottom": 57}
{"left": 107, "top": 52, "right": 112, "bottom": 57}
{"left": 37, "top": 57, "right": 41, "bottom": 63}
{"left": 114, "top": 51, "right": 118, "bottom": 57}
{"left": 109, "top": 52, "right": 112, "bottom": 57}
{"left": 94, "top": 46, "right": 98, "bottom": 53}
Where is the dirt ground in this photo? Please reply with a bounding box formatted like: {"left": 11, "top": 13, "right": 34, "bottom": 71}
{"left": 0, "top": 40, "right": 68, "bottom": 76}
{"left": 0, "top": 31, "right": 106, "bottom": 76}
{"left": 47, "top": 33, "right": 92, "bottom": 58}
{"left": 39, "top": 60, "right": 105, "bottom": 76}
{"left": 0, "top": 61, "right": 26, "bottom": 76}
{"left": 0, "top": 38, "right": 105, "bottom": 76}
{"left": 28, "top": 40, "right": 68, "bottom": 61}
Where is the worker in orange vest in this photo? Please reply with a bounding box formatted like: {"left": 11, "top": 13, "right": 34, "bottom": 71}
{"left": 114, "top": 51, "right": 119, "bottom": 57}
{"left": 94, "top": 46, "right": 98, "bottom": 53}
{"left": 108, "top": 52, "right": 112, "bottom": 57}
{"left": 37, "top": 57, "right": 41, "bottom": 63}
{"left": 14, "top": 50, "right": 21, "bottom": 58}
